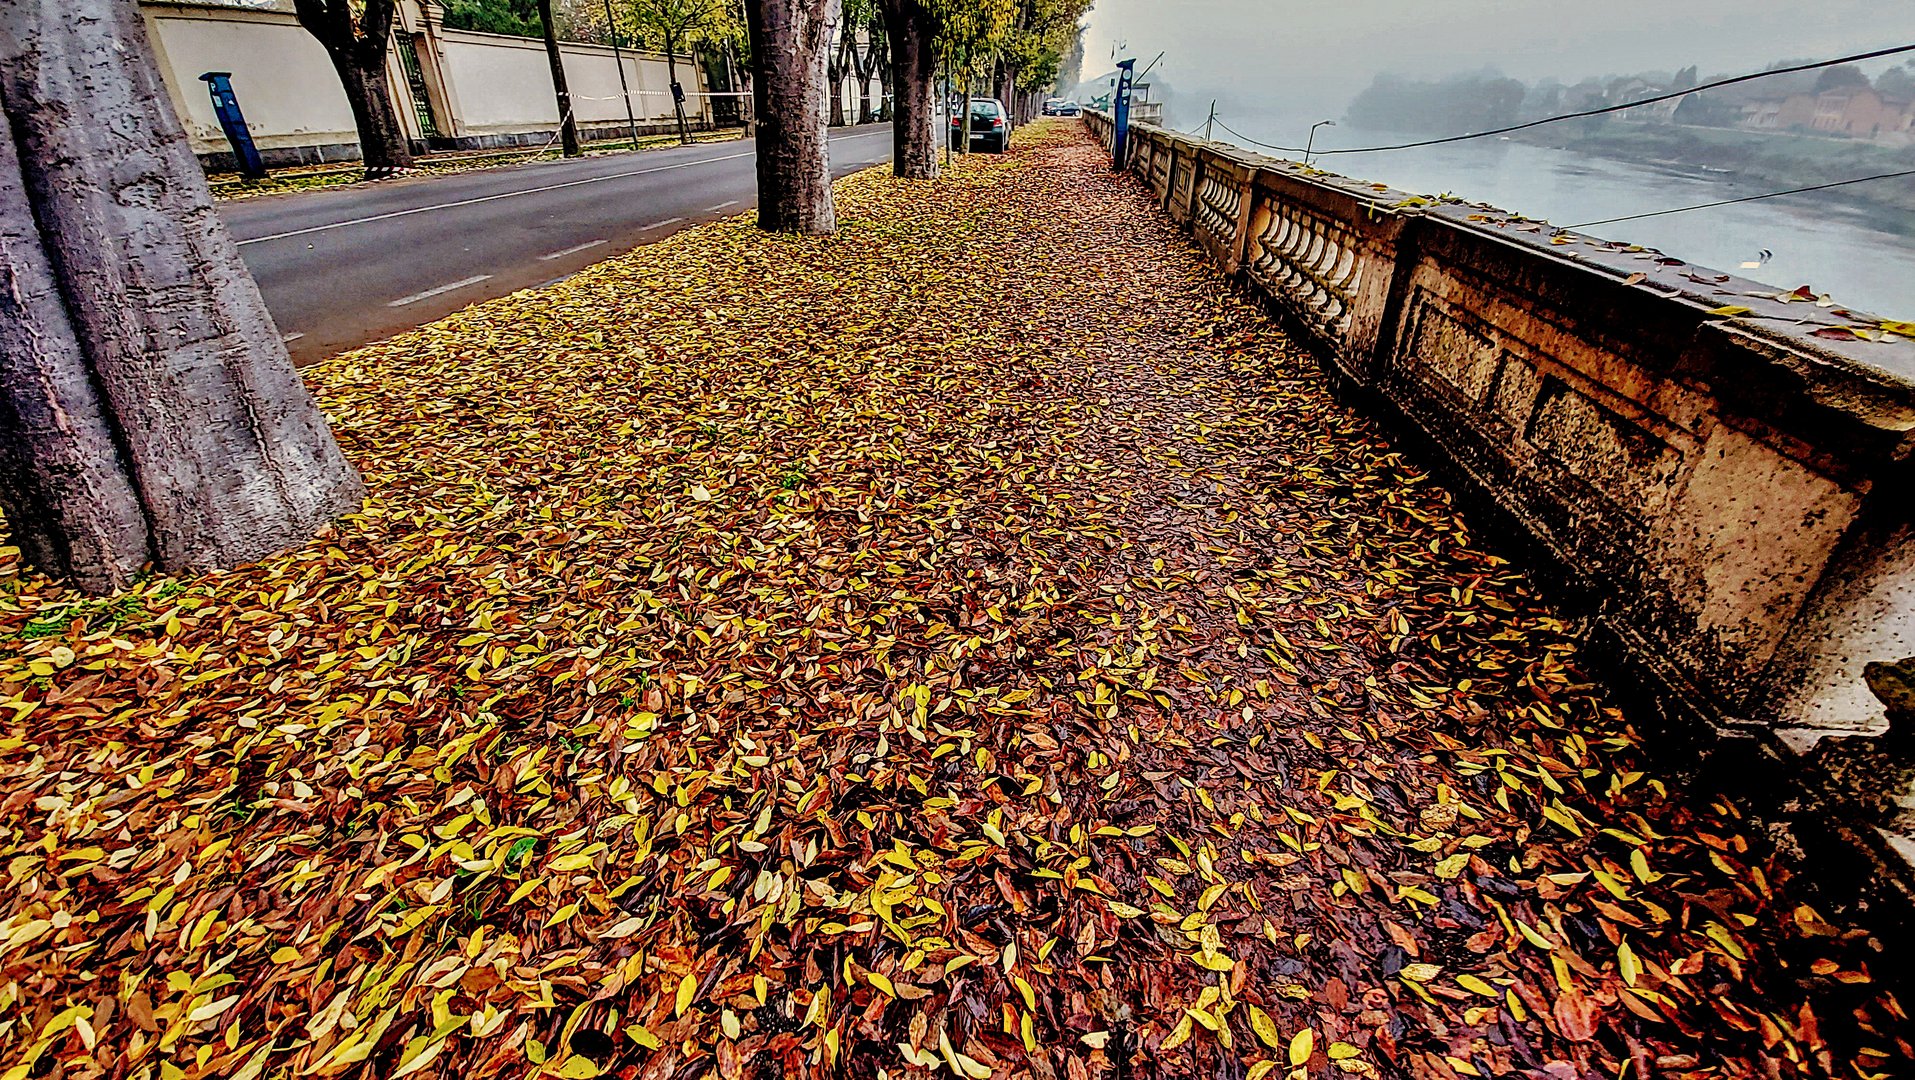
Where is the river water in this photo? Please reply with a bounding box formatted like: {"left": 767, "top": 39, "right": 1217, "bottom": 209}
{"left": 1208, "top": 112, "right": 1915, "bottom": 320}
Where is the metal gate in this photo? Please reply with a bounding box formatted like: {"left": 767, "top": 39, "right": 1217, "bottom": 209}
{"left": 395, "top": 36, "right": 440, "bottom": 139}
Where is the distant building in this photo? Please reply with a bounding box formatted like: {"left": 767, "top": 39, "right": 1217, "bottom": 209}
{"left": 1737, "top": 86, "right": 1914, "bottom": 145}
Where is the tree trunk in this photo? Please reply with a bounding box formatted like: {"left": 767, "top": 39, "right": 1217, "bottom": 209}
{"left": 828, "top": 68, "right": 846, "bottom": 125}
{"left": 330, "top": 52, "right": 415, "bottom": 177}
{"left": 746, "top": 0, "right": 841, "bottom": 235}
{"left": 667, "top": 47, "right": 692, "bottom": 145}
{"left": 0, "top": 117, "right": 149, "bottom": 592}
{"left": 294, "top": 0, "right": 413, "bottom": 178}
{"left": 0, "top": 0, "right": 363, "bottom": 593}
{"left": 878, "top": 0, "right": 936, "bottom": 179}
{"left": 959, "top": 70, "right": 971, "bottom": 155}
{"left": 828, "top": 32, "right": 850, "bottom": 128}
{"left": 537, "top": 0, "right": 582, "bottom": 156}
{"left": 854, "top": 25, "right": 878, "bottom": 124}
{"left": 728, "top": 40, "right": 752, "bottom": 128}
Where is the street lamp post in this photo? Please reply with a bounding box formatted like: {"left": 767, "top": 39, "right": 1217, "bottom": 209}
{"left": 1305, "top": 119, "right": 1335, "bottom": 165}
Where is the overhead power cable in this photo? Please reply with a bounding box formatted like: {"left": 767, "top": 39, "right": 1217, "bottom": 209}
{"left": 1197, "top": 42, "right": 1915, "bottom": 157}
{"left": 1564, "top": 169, "right": 1915, "bottom": 228}
{"left": 1208, "top": 116, "right": 1306, "bottom": 153}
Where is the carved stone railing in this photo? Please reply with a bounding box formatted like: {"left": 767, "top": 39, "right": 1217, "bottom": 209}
{"left": 1246, "top": 166, "right": 1413, "bottom": 381}
{"left": 1084, "top": 111, "right": 1915, "bottom": 901}
{"left": 1166, "top": 145, "right": 1199, "bottom": 226}
{"left": 1144, "top": 141, "right": 1172, "bottom": 208}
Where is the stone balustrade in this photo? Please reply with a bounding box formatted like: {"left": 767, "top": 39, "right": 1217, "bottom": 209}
{"left": 1083, "top": 109, "right": 1915, "bottom": 898}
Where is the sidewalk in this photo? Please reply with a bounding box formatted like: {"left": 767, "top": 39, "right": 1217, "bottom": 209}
{"left": 1, "top": 121, "right": 1907, "bottom": 1079}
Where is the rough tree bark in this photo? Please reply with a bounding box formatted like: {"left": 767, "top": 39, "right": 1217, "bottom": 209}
{"left": 536, "top": 0, "right": 583, "bottom": 157}
{"left": 0, "top": 0, "right": 363, "bottom": 593}
{"left": 877, "top": 0, "right": 937, "bottom": 179}
{"left": 293, "top": 0, "right": 414, "bottom": 177}
{"left": 0, "top": 123, "right": 149, "bottom": 591}
{"left": 746, "top": 0, "right": 841, "bottom": 234}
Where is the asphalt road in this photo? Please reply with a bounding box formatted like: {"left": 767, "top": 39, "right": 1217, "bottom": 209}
{"left": 221, "top": 126, "right": 895, "bottom": 364}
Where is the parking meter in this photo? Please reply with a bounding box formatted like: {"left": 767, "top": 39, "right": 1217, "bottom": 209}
{"left": 1111, "top": 59, "right": 1136, "bottom": 172}
{"left": 198, "top": 72, "right": 267, "bottom": 180}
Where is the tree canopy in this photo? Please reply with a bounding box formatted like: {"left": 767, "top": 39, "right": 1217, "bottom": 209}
{"left": 439, "top": 0, "right": 546, "bottom": 37}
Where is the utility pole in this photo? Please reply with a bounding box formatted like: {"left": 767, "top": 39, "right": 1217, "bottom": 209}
{"left": 603, "top": 0, "right": 642, "bottom": 149}
{"left": 1203, "top": 99, "right": 1215, "bottom": 142}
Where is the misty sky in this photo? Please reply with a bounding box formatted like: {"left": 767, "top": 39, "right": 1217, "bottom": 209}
{"left": 1080, "top": 0, "right": 1915, "bottom": 122}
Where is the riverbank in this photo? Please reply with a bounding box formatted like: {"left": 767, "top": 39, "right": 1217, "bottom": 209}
{"left": 1217, "top": 112, "right": 1915, "bottom": 316}
{"left": 1518, "top": 120, "right": 1915, "bottom": 218}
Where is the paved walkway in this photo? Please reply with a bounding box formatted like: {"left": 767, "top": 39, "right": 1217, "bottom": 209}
{"left": 0, "top": 123, "right": 1906, "bottom": 1080}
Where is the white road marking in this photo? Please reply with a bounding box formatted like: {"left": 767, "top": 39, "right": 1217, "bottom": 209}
{"left": 646, "top": 216, "right": 687, "bottom": 231}
{"left": 280, "top": 332, "right": 306, "bottom": 342}
{"left": 233, "top": 130, "right": 891, "bottom": 248}
{"left": 706, "top": 200, "right": 740, "bottom": 212}
{"left": 539, "top": 239, "right": 607, "bottom": 261}
{"left": 388, "top": 274, "right": 493, "bottom": 308}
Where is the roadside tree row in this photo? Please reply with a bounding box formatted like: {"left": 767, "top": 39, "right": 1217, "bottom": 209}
{"left": 0, "top": 0, "right": 1090, "bottom": 590}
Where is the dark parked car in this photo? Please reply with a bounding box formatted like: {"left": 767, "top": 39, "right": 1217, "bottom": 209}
{"left": 951, "top": 98, "right": 1010, "bottom": 153}
{"left": 1042, "top": 98, "right": 1081, "bottom": 117}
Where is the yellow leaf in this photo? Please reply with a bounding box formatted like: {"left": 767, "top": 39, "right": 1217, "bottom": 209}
{"left": 675, "top": 972, "right": 697, "bottom": 1016}
{"left": 556, "top": 1057, "right": 602, "bottom": 1079}
{"left": 1455, "top": 974, "right": 1498, "bottom": 998}
{"left": 1190, "top": 950, "right": 1234, "bottom": 972}
{"left": 1289, "top": 1028, "right": 1314, "bottom": 1066}
{"left": 1516, "top": 920, "right": 1556, "bottom": 951}
{"left": 1249, "top": 1004, "right": 1281, "bottom": 1049}
{"left": 188, "top": 996, "right": 238, "bottom": 1024}
{"left": 868, "top": 972, "right": 897, "bottom": 998}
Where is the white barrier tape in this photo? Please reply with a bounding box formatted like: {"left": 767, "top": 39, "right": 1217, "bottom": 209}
{"left": 564, "top": 90, "right": 753, "bottom": 101}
